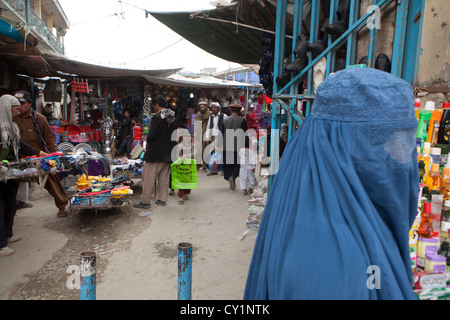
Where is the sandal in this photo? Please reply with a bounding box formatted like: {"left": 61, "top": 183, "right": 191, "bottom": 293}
{"left": 183, "top": 194, "right": 189, "bottom": 201}
{"left": 58, "top": 210, "right": 68, "bottom": 218}
{"left": 178, "top": 198, "right": 184, "bottom": 204}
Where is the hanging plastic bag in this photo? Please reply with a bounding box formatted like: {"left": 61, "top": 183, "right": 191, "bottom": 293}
{"left": 248, "top": 171, "right": 257, "bottom": 186}
{"left": 208, "top": 151, "right": 224, "bottom": 173}
{"left": 171, "top": 158, "right": 198, "bottom": 190}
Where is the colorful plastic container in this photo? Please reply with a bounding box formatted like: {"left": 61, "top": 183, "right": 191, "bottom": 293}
{"left": 417, "top": 237, "right": 439, "bottom": 259}
{"left": 425, "top": 254, "right": 446, "bottom": 273}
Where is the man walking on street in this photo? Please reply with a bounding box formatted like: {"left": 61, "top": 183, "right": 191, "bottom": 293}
{"left": 134, "top": 96, "right": 176, "bottom": 209}
{"left": 194, "top": 100, "right": 211, "bottom": 172}
{"left": 205, "top": 101, "right": 227, "bottom": 176}
{"left": 13, "top": 91, "right": 69, "bottom": 217}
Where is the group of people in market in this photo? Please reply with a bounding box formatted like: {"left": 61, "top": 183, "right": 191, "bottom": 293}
{"left": 113, "top": 109, "right": 141, "bottom": 158}
{"left": 133, "top": 95, "right": 258, "bottom": 209}
{"left": 1, "top": 66, "right": 425, "bottom": 300}
{"left": 0, "top": 91, "right": 70, "bottom": 257}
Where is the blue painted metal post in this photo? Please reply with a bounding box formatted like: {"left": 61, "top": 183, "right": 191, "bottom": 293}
{"left": 80, "top": 251, "right": 96, "bottom": 300}
{"left": 288, "top": 0, "right": 304, "bottom": 140}
{"left": 268, "top": 0, "right": 287, "bottom": 187}
{"left": 326, "top": 0, "right": 338, "bottom": 76}
{"left": 367, "top": 0, "right": 380, "bottom": 68}
{"left": 391, "top": 0, "right": 410, "bottom": 77}
{"left": 401, "top": 0, "right": 426, "bottom": 84}
{"left": 305, "top": 0, "right": 320, "bottom": 117}
{"left": 346, "top": 0, "right": 360, "bottom": 66}
{"left": 178, "top": 242, "right": 192, "bottom": 300}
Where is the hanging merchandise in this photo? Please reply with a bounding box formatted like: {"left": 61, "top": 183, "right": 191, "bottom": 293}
{"left": 70, "top": 84, "right": 76, "bottom": 122}
{"left": 142, "top": 87, "right": 152, "bottom": 148}
{"left": 44, "top": 78, "right": 62, "bottom": 102}
{"left": 100, "top": 117, "right": 114, "bottom": 156}
{"left": 79, "top": 82, "right": 84, "bottom": 122}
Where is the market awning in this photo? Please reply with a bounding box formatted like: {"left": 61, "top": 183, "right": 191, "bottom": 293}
{"left": 0, "top": 42, "right": 53, "bottom": 78}
{"left": 143, "top": 73, "right": 261, "bottom": 89}
{"left": 148, "top": 1, "right": 281, "bottom": 65}
{"left": 0, "top": 50, "right": 181, "bottom": 79}
{"left": 43, "top": 54, "right": 181, "bottom": 79}
{"left": 147, "top": 0, "right": 317, "bottom": 65}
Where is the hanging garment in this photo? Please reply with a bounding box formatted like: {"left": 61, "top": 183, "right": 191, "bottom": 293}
{"left": 44, "top": 79, "right": 62, "bottom": 102}
{"left": 244, "top": 68, "right": 419, "bottom": 300}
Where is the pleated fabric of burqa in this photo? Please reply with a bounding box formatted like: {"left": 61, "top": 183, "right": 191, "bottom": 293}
{"left": 244, "top": 68, "right": 419, "bottom": 300}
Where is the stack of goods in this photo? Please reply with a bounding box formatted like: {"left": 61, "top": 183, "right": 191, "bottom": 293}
{"left": 0, "top": 160, "right": 38, "bottom": 180}
{"left": 240, "top": 176, "right": 269, "bottom": 240}
{"left": 71, "top": 174, "right": 133, "bottom": 208}
{"left": 0, "top": 152, "right": 73, "bottom": 180}
{"left": 67, "top": 125, "right": 89, "bottom": 143}
{"left": 413, "top": 100, "right": 450, "bottom": 299}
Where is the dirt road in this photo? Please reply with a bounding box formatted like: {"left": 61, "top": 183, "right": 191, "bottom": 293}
{"left": 0, "top": 171, "right": 258, "bottom": 300}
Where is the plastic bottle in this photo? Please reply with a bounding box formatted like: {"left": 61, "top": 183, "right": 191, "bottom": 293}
{"left": 430, "top": 147, "right": 442, "bottom": 165}
{"left": 419, "top": 202, "right": 433, "bottom": 239}
{"left": 414, "top": 98, "right": 421, "bottom": 121}
{"left": 417, "top": 107, "right": 432, "bottom": 147}
{"left": 419, "top": 161, "right": 425, "bottom": 182}
{"left": 431, "top": 194, "right": 444, "bottom": 238}
{"left": 440, "top": 166, "right": 450, "bottom": 195}
{"left": 417, "top": 144, "right": 423, "bottom": 162}
{"left": 427, "top": 107, "right": 443, "bottom": 144}
{"left": 422, "top": 142, "right": 433, "bottom": 174}
{"left": 425, "top": 163, "right": 441, "bottom": 192}
{"left": 437, "top": 102, "right": 450, "bottom": 144}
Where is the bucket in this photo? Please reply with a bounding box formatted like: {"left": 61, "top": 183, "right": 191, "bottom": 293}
{"left": 89, "top": 131, "right": 95, "bottom": 141}
{"left": 50, "top": 125, "right": 59, "bottom": 135}
{"left": 133, "top": 126, "right": 142, "bottom": 140}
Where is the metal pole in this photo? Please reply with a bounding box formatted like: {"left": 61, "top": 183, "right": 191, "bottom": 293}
{"left": 80, "top": 251, "right": 96, "bottom": 300}
{"left": 178, "top": 242, "right": 192, "bottom": 300}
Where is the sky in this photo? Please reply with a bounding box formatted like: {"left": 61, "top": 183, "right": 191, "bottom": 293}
{"left": 57, "top": 0, "right": 242, "bottom": 73}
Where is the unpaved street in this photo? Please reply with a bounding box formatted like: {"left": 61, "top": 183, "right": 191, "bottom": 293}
{"left": 0, "top": 171, "right": 258, "bottom": 300}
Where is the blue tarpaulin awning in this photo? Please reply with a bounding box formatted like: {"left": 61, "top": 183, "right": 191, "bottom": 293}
{"left": 0, "top": 18, "right": 28, "bottom": 44}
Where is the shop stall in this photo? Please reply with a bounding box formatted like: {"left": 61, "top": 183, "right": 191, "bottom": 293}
{"left": 68, "top": 173, "right": 134, "bottom": 223}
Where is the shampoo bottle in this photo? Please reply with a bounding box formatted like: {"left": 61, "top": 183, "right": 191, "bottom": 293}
{"left": 417, "top": 104, "right": 433, "bottom": 147}
{"left": 427, "top": 106, "right": 443, "bottom": 144}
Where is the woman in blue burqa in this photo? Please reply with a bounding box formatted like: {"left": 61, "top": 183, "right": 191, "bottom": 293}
{"left": 244, "top": 67, "right": 418, "bottom": 299}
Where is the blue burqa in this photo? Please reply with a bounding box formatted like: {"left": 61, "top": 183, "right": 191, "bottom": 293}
{"left": 244, "top": 68, "right": 419, "bottom": 300}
